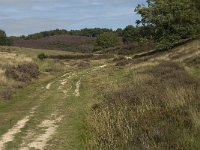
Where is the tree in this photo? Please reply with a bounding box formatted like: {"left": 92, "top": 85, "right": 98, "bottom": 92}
{"left": 116, "top": 28, "right": 123, "bottom": 37}
{"left": 96, "top": 32, "right": 120, "bottom": 48}
{"left": 0, "top": 29, "right": 7, "bottom": 45}
{"left": 122, "top": 25, "right": 138, "bottom": 43}
{"left": 135, "top": 0, "right": 200, "bottom": 49}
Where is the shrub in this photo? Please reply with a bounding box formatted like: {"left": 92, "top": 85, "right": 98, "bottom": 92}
{"left": 38, "top": 53, "right": 47, "bottom": 60}
{"left": 96, "top": 32, "right": 120, "bottom": 48}
{"left": 5, "top": 63, "right": 40, "bottom": 82}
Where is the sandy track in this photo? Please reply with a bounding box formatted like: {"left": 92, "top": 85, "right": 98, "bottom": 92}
{"left": 46, "top": 82, "right": 54, "bottom": 90}
{"left": 73, "top": 65, "right": 107, "bottom": 97}
{"left": 0, "top": 107, "right": 37, "bottom": 150}
{"left": 0, "top": 65, "right": 108, "bottom": 149}
{"left": 92, "top": 65, "right": 107, "bottom": 71}
{"left": 20, "top": 116, "right": 63, "bottom": 150}
{"left": 75, "top": 80, "right": 81, "bottom": 97}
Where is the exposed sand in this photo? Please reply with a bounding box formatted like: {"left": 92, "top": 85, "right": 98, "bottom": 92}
{"left": 20, "top": 116, "right": 63, "bottom": 150}
{"left": 0, "top": 107, "right": 37, "bottom": 150}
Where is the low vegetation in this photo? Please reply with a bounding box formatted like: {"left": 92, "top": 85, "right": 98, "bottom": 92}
{"left": 37, "top": 53, "right": 48, "bottom": 60}
{"left": 0, "top": 0, "right": 199, "bottom": 149}
{"left": 87, "top": 62, "right": 200, "bottom": 149}
{"left": 0, "top": 46, "right": 68, "bottom": 100}
{"left": 14, "top": 35, "right": 95, "bottom": 53}
{"left": 5, "top": 63, "right": 39, "bottom": 82}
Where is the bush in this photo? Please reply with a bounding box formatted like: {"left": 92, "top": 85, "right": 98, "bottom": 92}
{"left": 38, "top": 53, "right": 47, "bottom": 60}
{"left": 5, "top": 63, "right": 40, "bottom": 82}
{"left": 96, "top": 32, "right": 120, "bottom": 48}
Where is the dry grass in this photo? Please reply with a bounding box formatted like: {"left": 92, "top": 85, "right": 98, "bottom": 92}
{"left": 0, "top": 46, "right": 70, "bottom": 100}
{"left": 87, "top": 62, "right": 200, "bottom": 149}
{"left": 0, "top": 52, "right": 32, "bottom": 66}
{"left": 0, "top": 51, "right": 34, "bottom": 99}
{"left": 0, "top": 69, "right": 7, "bottom": 86}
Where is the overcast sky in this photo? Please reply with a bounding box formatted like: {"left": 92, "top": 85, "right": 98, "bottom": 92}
{"left": 0, "top": 0, "right": 146, "bottom": 36}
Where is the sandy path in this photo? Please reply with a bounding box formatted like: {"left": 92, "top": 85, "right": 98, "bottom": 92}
{"left": 20, "top": 116, "right": 63, "bottom": 150}
{"left": 1, "top": 65, "right": 108, "bottom": 149}
{"left": 92, "top": 65, "right": 107, "bottom": 71}
{"left": 73, "top": 65, "right": 107, "bottom": 97}
{"left": 75, "top": 80, "right": 81, "bottom": 97}
{"left": 46, "top": 82, "right": 54, "bottom": 90}
{"left": 46, "top": 73, "right": 76, "bottom": 90}
{"left": 0, "top": 107, "right": 37, "bottom": 150}
{"left": 60, "top": 73, "right": 69, "bottom": 78}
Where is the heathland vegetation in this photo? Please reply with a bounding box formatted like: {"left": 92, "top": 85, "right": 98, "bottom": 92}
{"left": 0, "top": 0, "right": 199, "bottom": 149}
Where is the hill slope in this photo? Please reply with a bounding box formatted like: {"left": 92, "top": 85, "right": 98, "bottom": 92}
{"left": 14, "top": 35, "right": 95, "bottom": 53}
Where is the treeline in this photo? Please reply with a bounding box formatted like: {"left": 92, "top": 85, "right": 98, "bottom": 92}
{"left": 18, "top": 27, "right": 143, "bottom": 44}
{"left": 21, "top": 28, "right": 113, "bottom": 40}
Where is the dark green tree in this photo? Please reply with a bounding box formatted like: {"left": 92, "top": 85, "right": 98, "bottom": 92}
{"left": 122, "top": 25, "right": 139, "bottom": 43}
{"left": 135, "top": 0, "right": 200, "bottom": 49}
{"left": 116, "top": 28, "right": 123, "bottom": 37}
{"left": 96, "top": 32, "right": 120, "bottom": 48}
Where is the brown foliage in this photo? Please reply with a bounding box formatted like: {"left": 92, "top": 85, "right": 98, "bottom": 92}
{"left": 5, "top": 63, "right": 39, "bottom": 82}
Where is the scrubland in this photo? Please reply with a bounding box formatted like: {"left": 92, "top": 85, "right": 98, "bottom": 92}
{"left": 0, "top": 38, "right": 199, "bottom": 149}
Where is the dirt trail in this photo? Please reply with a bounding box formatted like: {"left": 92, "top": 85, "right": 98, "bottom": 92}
{"left": 46, "top": 82, "right": 54, "bottom": 90}
{"left": 20, "top": 115, "right": 63, "bottom": 150}
{"left": 74, "top": 80, "right": 81, "bottom": 97}
{"left": 0, "top": 65, "right": 107, "bottom": 150}
{"left": 73, "top": 65, "right": 107, "bottom": 97}
{"left": 92, "top": 65, "right": 107, "bottom": 71}
{"left": 0, "top": 107, "right": 37, "bottom": 150}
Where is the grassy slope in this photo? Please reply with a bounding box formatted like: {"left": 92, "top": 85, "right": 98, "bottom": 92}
{"left": 0, "top": 38, "right": 199, "bottom": 149}
{"left": 85, "top": 38, "right": 200, "bottom": 149}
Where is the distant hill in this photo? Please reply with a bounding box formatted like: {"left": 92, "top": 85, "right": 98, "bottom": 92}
{"left": 14, "top": 35, "right": 96, "bottom": 53}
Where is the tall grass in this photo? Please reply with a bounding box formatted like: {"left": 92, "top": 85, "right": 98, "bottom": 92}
{"left": 0, "top": 69, "right": 7, "bottom": 86}
{"left": 87, "top": 62, "right": 200, "bottom": 149}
